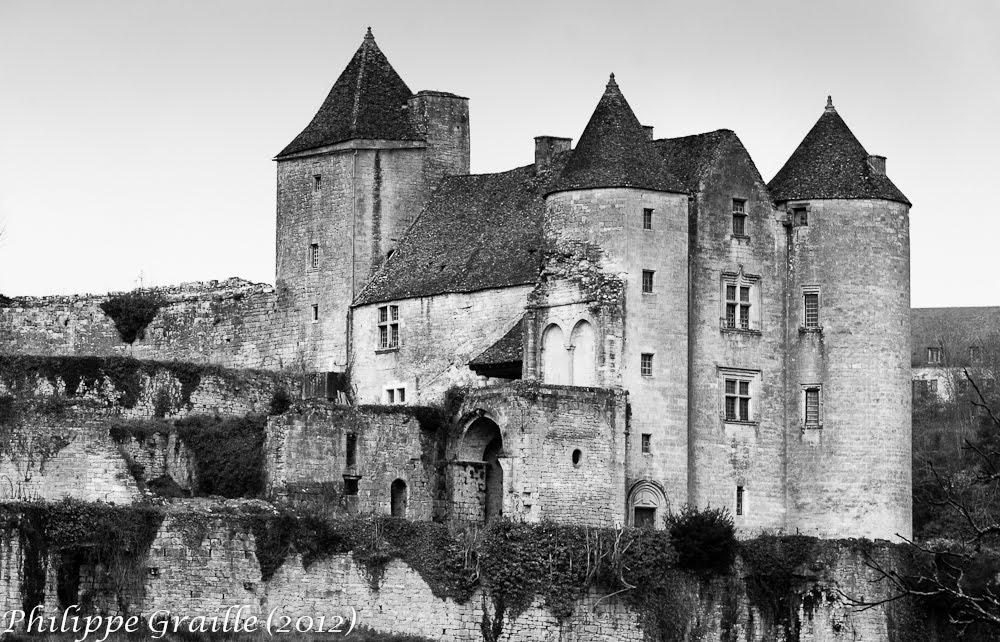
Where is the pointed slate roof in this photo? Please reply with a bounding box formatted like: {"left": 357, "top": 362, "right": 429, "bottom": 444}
{"left": 277, "top": 28, "right": 420, "bottom": 158}
{"left": 768, "top": 97, "right": 909, "bottom": 205}
{"left": 548, "top": 75, "right": 686, "bottom": 196}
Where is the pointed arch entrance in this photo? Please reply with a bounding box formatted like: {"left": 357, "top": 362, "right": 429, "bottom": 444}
{"left": 461, "top": 416, "right": 504, "bottom": 522}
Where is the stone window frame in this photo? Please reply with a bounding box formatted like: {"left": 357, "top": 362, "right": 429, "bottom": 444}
{"left": 802, "top": 285, "right": 821, "bottom": 332}
{"left": 927, "top": 347, "right": 942, "bottom": 365}
{"left": 801, "top": 383, "right": 823, "bottom": 429}
{"left": 311, "top": 304, "right": 319, "bottom": 323}
{"left": 720, "top": 268, "right": 761, "bottom": 333}
{"left": 384, "top": 384, "right": 407, "bottom": 405}
{"left": 640, "top": 353, "right": 654, "bottom": 378}
{"left": 789, "top": 201, "right": 811, "bottom": 227}
{"left": 641, "top": 433, "right": 651, "bottom": 454}
{"left": 718, "top": 367, "right": 760, "bottom": 425}
{"left": 641, "top": 270, "right": 655, "bottom": 294}
{"left": 309, "top": 243, "right": 320, "bottom": 270}
{"left": 378, "top": 305, "right": 400, "bottom": 351}
{"left": 736, "top": 485, "right": 745, "bottom": 516}
{"left": 731, "top": 198, "right": 748, "bottom": 238}
{"left": 313, "top": 174, "right": 322, "bottom": 191}
{"left": 642, "top": 208, "right": 654, "bottom": 230}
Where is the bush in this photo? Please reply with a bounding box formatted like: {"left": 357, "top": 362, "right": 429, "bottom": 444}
{"left": 666, "top": 504, "right": 736, "bottom": 573}
{"left": 269, "top": 387, "right": 292, "bottom": 415}
{"left": 100, "top": 289, "right": 165, "bottom": 344}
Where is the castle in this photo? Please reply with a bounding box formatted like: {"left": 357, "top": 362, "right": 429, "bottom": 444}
{"left": 270, "top": 29, "right": 912, "bottom": 540}
{"left": 0, "top": 29, "right": 913, "bottom": 541}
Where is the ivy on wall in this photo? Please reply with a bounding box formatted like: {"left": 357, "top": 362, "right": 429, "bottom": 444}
{"left": 99, "top": 289, "right": 165, "bottom": 344}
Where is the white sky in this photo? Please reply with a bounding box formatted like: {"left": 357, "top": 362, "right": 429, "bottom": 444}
{"left": 1, "top": 0, "right": 997, "bottom": 306}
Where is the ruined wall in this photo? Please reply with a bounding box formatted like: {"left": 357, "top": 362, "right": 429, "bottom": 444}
{"left": 265, "top": 403, "right": 441, "bottom": 520}
{"left": 0, "top": 357, "right": 292, "bottom": 502}
{"left": 351, "top": 286, "right": 532, "bottom": 405}
{"left": 0, "top": 279, "right": 299, "bottom": 371}
{"left": 456, "top": 383, "right": 627, "bottom": 526}
{"left": 784, "top": 198, "right": 911, "bottom": 540}
{"left": 0, "top": 513, "right": 959, "bottom": 642}
{"left": 685, "top": 136, "right": 789, "bottom": 534}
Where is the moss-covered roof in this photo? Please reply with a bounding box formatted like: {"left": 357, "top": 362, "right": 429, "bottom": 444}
{"left": 469, "top": 318, "right": 524, "bottom": 368}
{"left": 548, "top": 75, "right": 686, "bottom": 196}
{"left": 277, "top": 29, "right": 420, "bottom": 158}
{"left": 355, "top": 158, "right": 567, "bottom": 306}
{"left": 768, "top": 98, "right": 909, "bottom": 205}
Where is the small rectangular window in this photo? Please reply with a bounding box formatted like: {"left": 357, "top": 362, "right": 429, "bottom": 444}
{"left": 927, "top": 347, "right": 942, "bottom": 364}
{"left": 643, "top": 208, "right": 653, "bottom": 230}
{"left": 378, "top": 305, "right": 400, "bottom": 349}
{"left": 803, "top": 291, "right": 819, "bottom": 329}
{"left": 313, "top": 174, "right": 322, "bottom": 190}
{"left": 805, "top": 387, "right": 820, "bottom": 426}
{"left": 311, "top": 304, "right": 319, "bottom": 322}
{"left": 345, "top": 433, "right": 357, "bottom": 467}
{"left": 928, "top": 379, "right": 938, "bottom": 394}
{"left": 386, "top": 389, "right": 395, "bottom": 404}
{"left": 642, "top": 270, "right": 654, "bottom": 293}
{"left": 641, "top": 433, "right": 651, "bottom": 454}
{"left": 344, "top": 477, "right": 359, "bottom": 496}
{"left": 397, "top": 387, "right": 405, "bottom": 403}
{"left": 736, "top": 486, "right": 744, "bottom": 516}
{"left": 640, "top": 353, "right": 653, "bottom": 377}
{"left": 793, "top": 207, "right": 808, "bottom": 226}
{"left": 310, "top": 243, "right": 320, "bottom": 269}
{"left": 732, "top": 199, "right": 747, "bottom": 236}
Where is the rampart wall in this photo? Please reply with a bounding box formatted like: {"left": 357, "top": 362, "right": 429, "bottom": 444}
{"left": 0, "top": 279, "right": 298, "bottom": 371}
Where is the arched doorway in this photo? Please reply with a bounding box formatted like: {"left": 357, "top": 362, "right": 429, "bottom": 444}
{"left": 390, "top": 479, "right": 407, "bottom": 517}
{"left": 461, "top": 416, "right": 504, "bottom": 522}
{"left": 570, "top": 320, "right": 595, "bottom": 386}
{"left": 627, "top": 480, "right": 667, "bottom": 529}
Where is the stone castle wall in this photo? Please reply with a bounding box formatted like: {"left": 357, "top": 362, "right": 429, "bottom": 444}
{"left": 0, "top": 279, "right": 299, "bottom": 371}
{"left": 0, "top": 510, "right": 947, "bottom": 642}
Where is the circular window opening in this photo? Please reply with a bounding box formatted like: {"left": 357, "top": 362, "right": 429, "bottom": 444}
{"left": 572, "top": 449, "right": 583, "bottom": 467}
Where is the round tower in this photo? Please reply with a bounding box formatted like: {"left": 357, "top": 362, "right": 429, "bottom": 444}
{"left": 541, "top": 75, "right": 691, "bottom": 516}
{"left": 770, "top": 97, "right": 911, "bottom": 540}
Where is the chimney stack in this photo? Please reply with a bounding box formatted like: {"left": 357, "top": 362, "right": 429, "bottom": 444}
{"left": 534, "top": 136, "right": 572, "bottom": 170}
{"left": 868, "top": 155, "right": 886, "bottom": 175}
{"left": 642, "top": 125, "right": 654, "bottom": 141}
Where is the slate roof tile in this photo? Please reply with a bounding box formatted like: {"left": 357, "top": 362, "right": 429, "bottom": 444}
{"left": 469, "top": 318, "right": 524, "bottom": 367}
{"left": 355, "top": 157, "right": 567, "bottom": 306}
{"left": 768, "top": 98, "right": 909, "bottom": 205}
{"left": 653, "top": 129, "right": 734, "bottom": 191}
{"left": 549, "top": 75, "right": 686, "bottom": 196}
{"left": 911, "top": 307, "right": 1000, "bottom": 367}
{"left": 277, "top": 29, "right": 420, "bottom": 158}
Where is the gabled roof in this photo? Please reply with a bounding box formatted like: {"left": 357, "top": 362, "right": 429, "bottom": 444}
{"left": 912, "top": 307, "right": 1000, "bottom": 367}
{"left": 355, "top": 158, "right": 568, "bottom": 306}
{"left": 768, "top": 97, "right": 909, "bottom": 205}
{"left": 653, "top": 129, "right": 736, "bottom": 191}
{"left": 470, "top": 318, "right": 524, "bottom": 368}
{"left": 548, "top": 75, "right": 686, "bottom": 196}
{"left": 277, "top": 29, "right": 420, "bottom": 158}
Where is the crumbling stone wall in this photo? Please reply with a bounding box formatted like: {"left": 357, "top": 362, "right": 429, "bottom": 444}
{"left": 0, "top": 279, "right": 300, "bottom": 371}
{"left": 456, "top": 382, "right": 627, "bottom": 526}
{"left": 265, "top": 404, "right": 441, "bottom": 520}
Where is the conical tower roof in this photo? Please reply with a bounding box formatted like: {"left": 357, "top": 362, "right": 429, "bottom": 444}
{"left": 548, "top": 75, "right": 686, "bottom": 196}
{"left": 768, "top": 97, "right": 909, "bottom": 205}
{"left": 277, "top": 28, "right": 420, "bottom": 158}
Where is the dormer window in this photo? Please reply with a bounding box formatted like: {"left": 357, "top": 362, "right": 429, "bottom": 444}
{"left": 927, "top": 347, "right": 942, "bottom": 365}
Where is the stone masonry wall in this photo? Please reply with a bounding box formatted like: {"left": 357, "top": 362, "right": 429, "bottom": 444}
{"left": 265, "top": 403, "right": 440, "bottom": 520}
{"left": 457, "top": 383, "right": 628, "bottom": 526}
{"left": 686, "top": 135, "right": 789, "bottom": 535}
{"left": 351, "top": 286, "right": 532, "bottom": 405}
{"left": 0, "top": 278, "right": 299, "bottom": 371}
{"left": 0, "top": 514, "right": 953, "bottom": 642}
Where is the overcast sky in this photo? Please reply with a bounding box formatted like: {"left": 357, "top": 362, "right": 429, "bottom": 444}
{"left": 1, "top": 1, "right": 997, "bottom": 307}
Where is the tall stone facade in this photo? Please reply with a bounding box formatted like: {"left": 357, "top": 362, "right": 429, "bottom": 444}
{"left": 0, "top": 31, "right": 912, "bottom": 540}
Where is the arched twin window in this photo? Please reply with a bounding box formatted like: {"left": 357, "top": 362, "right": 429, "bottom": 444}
{"left": 541, "top": 320, "right": 595, "bottom": 386}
